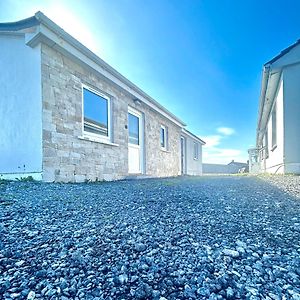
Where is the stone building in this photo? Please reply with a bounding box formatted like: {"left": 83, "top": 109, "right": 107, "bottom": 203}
{"left": 0, "top": 12, "right": 205, "bottom": 182}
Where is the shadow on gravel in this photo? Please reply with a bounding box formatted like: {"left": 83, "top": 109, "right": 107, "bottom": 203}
{"left": 1, "top": 176, "right": 300, "bottom": 299}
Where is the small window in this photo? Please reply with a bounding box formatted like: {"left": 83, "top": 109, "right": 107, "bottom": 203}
{"left": 272, "top": 104, "right": 277, "bottom": 148}
{"left": 194, "top": 142, "right": 199, "bottom": 160}
{"left": 83, "top": 86, "right": 110, "bottom": 138}
{"left": 160, "top": 125, "right": 167, "bottom": 149}
{"left": 265, "top": 129, "right": 269, "bottom": 159}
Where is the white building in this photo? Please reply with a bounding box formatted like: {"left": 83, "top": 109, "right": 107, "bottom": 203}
{"left": 252, "top": 40, "right": 300, "bottom": 174}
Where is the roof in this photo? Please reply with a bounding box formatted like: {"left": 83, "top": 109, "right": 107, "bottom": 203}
{"left": 181, "top": 128, "right": 205, "bottom": 145}
{"left": 265, "top": 39, "right": 300, "bottom": 66}
{"left": 227, "top": 161, "right": 247, "bottom": 167}
{"left": 0, "top": 16, "right": 39, "bottom": 31}
{"left": 0, "top": 12, "right": 186, "bottom": 128}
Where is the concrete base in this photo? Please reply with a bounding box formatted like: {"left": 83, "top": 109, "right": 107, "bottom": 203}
{"left": 125, "top": 175, "right": 156, "bottom": 180}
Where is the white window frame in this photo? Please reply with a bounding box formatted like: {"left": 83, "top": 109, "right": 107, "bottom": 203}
{"left": 82, "top": 84, "right": 111, "bottom": 142}
{"left": 128, "top": 106, "right": 142, "bottom": 146}
{"left": 264, "top": 129, "right": 269, "bottom": 159}
{"left": 160, "top": 125, "right": 167, "bottom": 150}
{"left": 193, "top": 142, "right": 199, "bottom": 160}
{"left": 271, "top": 102, "right": 277, "bottom": 150}
{"left": 128, "top": 106, "right": 145, "bottom": 174}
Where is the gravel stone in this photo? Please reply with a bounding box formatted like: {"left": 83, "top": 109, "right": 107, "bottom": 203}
{"left": 226, "top": 287, "right": 235, "bottom": 299}
{"left": 27, "top": 291, "right": 36, "bottom": 300}
{"left": 293, "top": 294, "right": 300, "bottom": 300}
{"left": 15, "top": 260, "right": 25, "bottom": 267}
{"left": 223, "top": 249, "right": 240, "bottom": 258}
{"left": 118, "top": 273, "right": 128, "bottom": 285}
{"left": 1, "top": 176, "right": 300, "bottom": 299}
{"left": 134, "top": 242, "right": 147, "bottom": 252}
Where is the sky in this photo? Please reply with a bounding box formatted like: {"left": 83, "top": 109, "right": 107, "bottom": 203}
{"left": 1, "top": 0, "right": 300, "bottom": 163}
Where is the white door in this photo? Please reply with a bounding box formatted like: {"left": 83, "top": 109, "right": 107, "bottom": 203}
{"left": 128, "top": 107, "right": 143, "bottom": 174}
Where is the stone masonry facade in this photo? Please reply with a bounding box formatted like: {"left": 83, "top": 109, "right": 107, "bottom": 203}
{"left": 41, "top": 44, "right": 181, "bottom": 182}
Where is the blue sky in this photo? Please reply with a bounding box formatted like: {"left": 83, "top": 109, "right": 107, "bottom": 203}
{"left": 1, "top": 0, "right": 299, "bottom": 163}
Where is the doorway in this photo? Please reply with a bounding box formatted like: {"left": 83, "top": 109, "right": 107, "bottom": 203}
{"left": 128, "top": 107, "right": 144, "bottom": 174}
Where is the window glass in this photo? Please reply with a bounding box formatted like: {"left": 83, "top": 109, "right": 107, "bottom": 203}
{"left": 194, "top": 142, "right": 199, "bottom": 159}
{"left": 160, "top": 127, "right": 166, "bottom": 148}
{"left": 272, "top": 104, "right": 277, "bottom": 147}
{"left": 265, "top": 129, "right": 269, "bottom": 158}
{"left": 128, "top": 113, "right": 139, "bottom": 145}
{"left": 83, "top": 88, "right": 108, "bottom": 136}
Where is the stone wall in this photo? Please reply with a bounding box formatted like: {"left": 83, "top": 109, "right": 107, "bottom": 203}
{"left": 41, "top": 44, "right": 181, "bottom": 182}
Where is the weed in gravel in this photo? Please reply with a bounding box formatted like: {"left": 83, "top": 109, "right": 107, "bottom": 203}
{"left": 84, "top": 178, "right": 107, "bottom": 184}
{"left": 162, "top": 180, "right": 177, "bottom": 186}
{"left": 16, "top": 176, "right": 35, "bottom": 182}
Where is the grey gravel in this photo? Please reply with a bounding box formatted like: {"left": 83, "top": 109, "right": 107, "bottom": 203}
{"left": 260, "top": 174, "right": 300, "bottom": 198}
{"left": 1, "top": 176, "right": 300, "bottom": 299}
{"left": 26, "top": 291, "right": 35, "bottom": 300}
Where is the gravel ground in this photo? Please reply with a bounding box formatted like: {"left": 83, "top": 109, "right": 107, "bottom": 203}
{"left": 1, "top": 176, "right": 300, "bottom": 300}
{"left": 259, "top": 175, "right": 300, "bottom": 199}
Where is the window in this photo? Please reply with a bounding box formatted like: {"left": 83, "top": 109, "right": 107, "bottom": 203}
{"left": 264, "top": 129, "right": 269, "bottom": 159}
{"left": 272, "top": 103, "right": 277, "bottom": 148}
{"left": 160, "top": 125, "right": 167, "bottom": 149}
{"left": 128, "top": 113, "right": 139, "bottom": 145}
{"left": 193, "top": 142, "right": 199, "bottom": 160}
{"left": 83, "top": 86, "right": 110, "bottom": 139}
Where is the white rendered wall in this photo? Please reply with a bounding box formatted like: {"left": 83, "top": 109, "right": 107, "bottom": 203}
{"left": 264, "top": 80, "right": 284, "bottom": 173}
{"left": 283, "top": 65, "right": 300, "bottom": 174}
{"left": 185, "top": 136, "right": 203, "bottom": 175}
{"left": 0, "top": 34, "right": 42, "bottom": 179}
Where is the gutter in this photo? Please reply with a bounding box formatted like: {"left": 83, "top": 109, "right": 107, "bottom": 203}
{"left": 256, "top": 64, "right": 270, "bottom": 146}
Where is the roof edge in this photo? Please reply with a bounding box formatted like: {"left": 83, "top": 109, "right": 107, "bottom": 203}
{"left": 33, "top": 12, "right": 186, "bottom": 127}
{"left": 0, "top": 15, "right": 39, "bottom": 31}
{"left": 182, "top": 128, "right": 205, "bottom": 145}
{"left": 256, "top": 65, "right": 270, "bottom": 144}
{"left": 265, "top": 39, "right": 300, "bottom": 66}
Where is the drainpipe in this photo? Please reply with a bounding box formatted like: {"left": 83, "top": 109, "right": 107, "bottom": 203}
{"left": 256, "top": 65, "right": 271, "bottom": 147}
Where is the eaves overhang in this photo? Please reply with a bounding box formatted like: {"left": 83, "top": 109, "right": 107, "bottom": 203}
{"left": 265, "top": 39, "right": 300, "bottom": 65}
{"left": 0, "top": 15, "right": 39, "bottom": 31}
{"left": 256, "top": 64, "right": 282, "bottom": 146}
{"left": 182, "top": 128, "right": 206, "bottom": 145}
{"left": 257, "top": 39, "right": 300, "bottom": 147}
